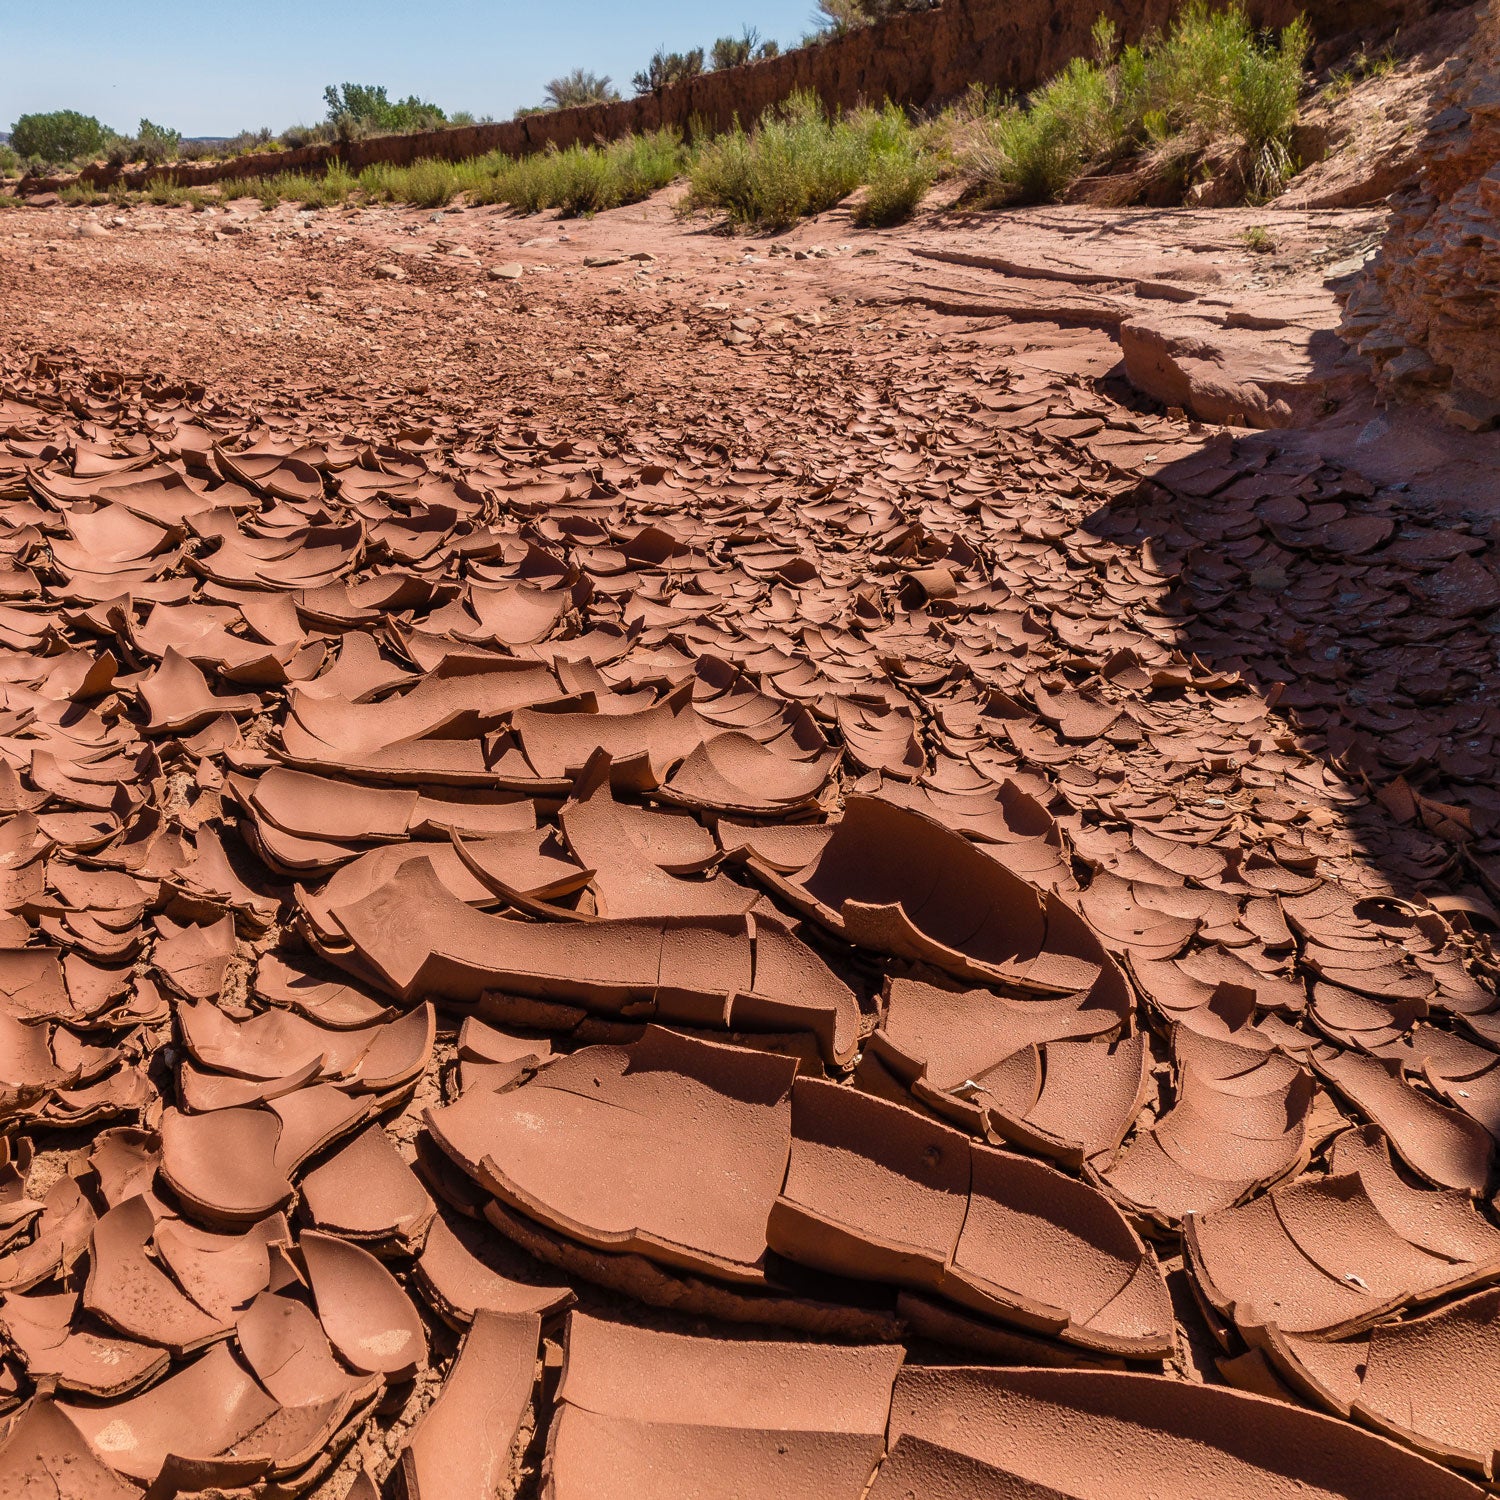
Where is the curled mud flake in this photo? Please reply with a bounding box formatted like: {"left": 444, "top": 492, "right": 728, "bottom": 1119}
{"left": 426, "top": 1028, "right": 795, "bottom": 1282}
{"left": 547, "top": 1312, "right": 903, "bottom": 1500}
{"left": 1187, "top": 1127, "right": 1500, "bottom": 1341}
{"left": 297, "top": 1230, "right": 427, "bottom": 1379}
{"left": 158, "top": 1106, "right": 294, "bottom": 1225}
{"left": 885, "top": 1366, "right": 1487, "bottom": 1498}
{"left": 0, "top": 1399, "right": 139, "bottom": 1497}
{"left": 399, "top": 1308, "right": 540, "bottom": 1498}
{"left": 56, "top": 1341, "right": 278, "bottom": 1487}
{"left": 413, "top": 1212, "right": 574, "bottom": 1326}
{"left": 299, "top": 1124, "right": 435, "bottom": 1248}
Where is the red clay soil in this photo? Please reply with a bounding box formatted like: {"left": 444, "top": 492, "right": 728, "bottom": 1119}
{"left": 0, "top": 180, "right": 1497, "bottom": 1497}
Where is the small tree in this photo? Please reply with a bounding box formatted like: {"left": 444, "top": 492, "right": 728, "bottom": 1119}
{"left": 632, "top": 48, "right": 705, "bottom": 95}
{"left": 544, "top": 68, "right": 621, "bottom": 110}
{"left": 10, "top": 110, "right": 112, "bottom": 166}
{"left": 134, "top": 119, "right": 182, "bottom": 166}
{"left": 322, "top": 83, "right": 448, "bottom": 136}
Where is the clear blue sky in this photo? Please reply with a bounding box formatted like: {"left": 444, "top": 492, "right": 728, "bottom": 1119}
{"left": 1, "top": 1, "right": 820, "bottom": 136}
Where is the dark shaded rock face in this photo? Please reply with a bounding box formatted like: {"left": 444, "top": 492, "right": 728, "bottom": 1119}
{"left": 1341, "top": 0, "right": 1500, "bottom": 428}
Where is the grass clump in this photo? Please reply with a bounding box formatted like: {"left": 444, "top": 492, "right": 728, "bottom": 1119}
{"left": 1325, "top": 41, "right": 1399, "bottom": 100}
{"left": 686, "top": 93, "right": 924, "bottom": 230}
{"left": 956, "top": 4, "right": 1311, "bottom": 206}
{"left": 475, "top": 130, "right": 683, "bottom": 215}
{"left": 357, "top": 157, "right": 488, "bottom": 208}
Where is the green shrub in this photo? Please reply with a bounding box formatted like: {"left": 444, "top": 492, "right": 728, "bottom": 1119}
{"left": 298, "top": 162, "right": 358, "bottom": 207}
{"left": 954, "top": 3, "right": 1311, "bottom": 205}
{"left": 552, "top": 146, "right": 615, "bottom": 214}
{"left": 358, "top": 158, "right": 476, "bottom": 208}
{"left": 470, "top": 131, "right": 682, "bottom": 215}
{"left": 280, "top": 122, "right": 336, "bottom": 150}
{"left": 687, "top": 93, "right": 919, "bottom": 229}
{"left": 633, "top": 48, "right": 705, "bottom": 95}
{"left": 710, "top": 28, "right": 777, "bottom": 69}
{"left": 483, "top": 150, "right": 563, "bottom": 212}
{"left": 960, "top": 105, "right": 1086, "bottom": 204}
{"left": 605, "top": 129, "right": 684, "bottom": 202}
{"left": 0, "top": 144, "right": 19, "bottom": 176}
{"left": 59, "top": 182, "right": 103, "bottom": 206}
{"left": 11, "top": 110, "right": 112, "bottom": 166}
{"left": 143, "top": 176, "right": 206, "bottom": 207}
{"left": 852, "top": 147, "right": 934, "bottom": 225}
{"left": 815, "top": 0, "right": 935, "bottom": 34}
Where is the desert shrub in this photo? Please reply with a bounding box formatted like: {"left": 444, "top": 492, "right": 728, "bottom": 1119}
{"left": 214, "top": 177, "right": 252, "bottom": 202}
{"left": 465, "top": 130, "right": 679, "bottom": 214}
{"left": 0, "top": 144, "right": 19, "bottom": 176}
{"left": 222, "top": 129, "right": 275, "bottom": 158}
{"left": 59, "top": 182, "right": 103, "bottom": 206}
{"left": 959, "top": 105, "right": 1086, "bottom": 204}
{"left": 482, "top": 150, "right": 562, "bottom": 212}
{"left": 710, "top": 28, "right": 778, "bottom": 69}
{"left": 633, "top": 48, "right": 705, "bottom": 95}
{"left": 280, "top": 122, "right": 337, "bottom": 150}
{"left": 10, "top": 110, "right": 111, "bottom": 166}
{"left": 712, "top": 32, "right": 752, "bottom": 70}
{"left": 604, "top": 128, "right": 685, "bottom": 201}
{"left": 358, "top": 158, "right": 492, "bottom": 208}
{"left": 544, "top": 69, "right": 620, "bottom": 110}
{"left": 238, "top": 165, "right": 356, "bottom": 209}
{"left": 134, "top": 119, "right": 182, "bottom": 165}
{"left": 145, "top": 176, "right": 195, "bottom": 206}
{"left": 687, "top": 93, "right": 919, "bottom": 229}
{"left": 852, "top": 145, "right": 934, "bottom": 225}
{"left": 814, "top": 0, "right": 935, "bottom": 34}
{"left": 474, "top": 129, "right": 683, "bottom": 215}
{"left": 550, "top": 147, "right": 615, "bottom": 214}
{"left": 955, "top": 4, "right": 1311, "bottom": 204}
{"left": 300, "top": 162, "right": 359, "bottom": 206}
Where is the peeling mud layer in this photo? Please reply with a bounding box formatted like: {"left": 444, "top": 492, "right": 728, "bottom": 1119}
{"left": 0, "top": 188, "right": 1498, "bottom": 1498}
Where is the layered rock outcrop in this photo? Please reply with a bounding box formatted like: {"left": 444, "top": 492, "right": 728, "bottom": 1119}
{"left": 1341, "top": 0, "right": 1500, "bottom": 427}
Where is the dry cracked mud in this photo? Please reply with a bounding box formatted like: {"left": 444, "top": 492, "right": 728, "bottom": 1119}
{"left": 0, "top": 183, "right": 1498, "bottom": 1498}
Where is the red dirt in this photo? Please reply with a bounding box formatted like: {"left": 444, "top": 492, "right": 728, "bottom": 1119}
{"left": 0, "top": 183, "right": 1498, "bottom": 1498}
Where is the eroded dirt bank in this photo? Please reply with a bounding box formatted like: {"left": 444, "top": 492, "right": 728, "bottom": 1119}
{"left": 0, "top": 190, "right": 1498, "bottom": 1499}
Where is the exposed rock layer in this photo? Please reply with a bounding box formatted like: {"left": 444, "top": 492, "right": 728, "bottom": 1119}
{"left": 1341, "top": 0, "right": 1500, "bottom": 426}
